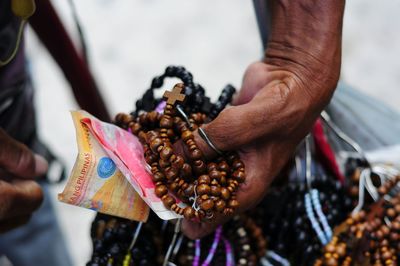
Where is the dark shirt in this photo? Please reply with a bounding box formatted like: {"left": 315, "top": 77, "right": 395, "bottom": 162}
{"left": 0, "top": 2, "right": 36, "bottom": 146}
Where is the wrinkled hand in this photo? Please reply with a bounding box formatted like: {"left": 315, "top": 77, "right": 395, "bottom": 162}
{"left": 182, "top": 0, "right": 345, "bottom": 239}
{"left": 0, "top": 129, "right": 47, "bottom": 233}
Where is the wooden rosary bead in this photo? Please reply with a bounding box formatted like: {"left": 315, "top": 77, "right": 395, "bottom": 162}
{"left": 207, "top": 162, "right": 218, "bottom": 172}
{"left": 223, "top": 208, "right": 234, "bottom": 216}
{"left": 160, "top": 146, "right": 173, "bottom": 160}
{"left": 171, "top": 155, "right": 184, "bottom": 169}
{"left": 228, "top": 199, "right": 239, "bottom": 209}
{"left": 183, "top": 207, "right": 195, "bottom": 219}
{"left": 210, "top": 185, "right": 221, "bottom": 196}
{"left": 129, "top": 122, "right": 142, "bottom": 135}
{"left": 189, "top": 149, "right": 202, "bottom": 160}
{"left": 165, "top": 167, "right": 178, "bottom": 180}
{"left": 161, "top": 195, "right": 176, "bottom": 208}
{"left": 198, "top": 175, "right": 210, "bottom": 185}
{"left": 209, "top": 170, "right": 221, "bottom": 181}
{"left": 152, "top": 172, "right": 165, "bottom": 182}
{"left": 168, "top": 182, "right": 179, "bottom": 193}
{"left": 183, "top": 184, "right": 195, "bottom": 197}
{"left": 200, "top": 199, "right": 214, "bottom": 211}
{"left": 180, "top": 163, "right": 192, "bottom": 179}
{"left": 221, "top": 187, "right": 230, "bottom": 200}
{"left": 233, "top": 170, "right": 246, "bottom": 183}
{"left": 193, "top": 160, "right": 206, "bottom": 175}
{"left": 147, "top": 111, "right": 159, "bottom": 124}
{"left": 150, "top": 138, "right": 163, "bottom": 153}
{"left": 232, "top": 159, "right": 244, "bottom": 170}
{"left": 160, "top": 116, "right": 173, "bottom": 129}
{"left": 196, "top": 184, "right": 211, "bottom": 195}
{"left": 215, "top": 199, "right": 226, "bottom": 212}
{"left": 218, "top": 161, "right": 230, "bottom": 172}
{"left": 138, "top": 131, "right": 147, "bottom": 142}
{"left": 158, "top": 158, "right": 170, "bottom": 169}
{"left": 181, "top": 130, "right": 194, "bottom": 142}
{"left": 155, "top": 185, "right": 168, "bottom": 197}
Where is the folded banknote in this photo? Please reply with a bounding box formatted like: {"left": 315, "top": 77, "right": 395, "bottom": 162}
{"left": 59, "top": 110, "right": 182, "bottom": 221}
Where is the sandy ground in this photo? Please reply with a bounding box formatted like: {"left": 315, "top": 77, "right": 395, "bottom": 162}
{"left": 24, "top": 1, "right": 400, "bottom": 265}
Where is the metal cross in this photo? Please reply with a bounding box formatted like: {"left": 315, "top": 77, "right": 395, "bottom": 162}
{"left": 163, "top": 85, "right": 186, "bottom": 106}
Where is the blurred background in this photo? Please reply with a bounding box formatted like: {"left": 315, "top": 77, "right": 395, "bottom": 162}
{"left": 24, "top": 0, "right": 400, "bottom": 265}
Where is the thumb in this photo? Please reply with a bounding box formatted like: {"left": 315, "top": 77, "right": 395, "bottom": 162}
{"left": 0, "top": 129, "right": 48, "bottom": 179}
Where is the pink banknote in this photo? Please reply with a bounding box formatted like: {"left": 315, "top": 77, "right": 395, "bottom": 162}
{"left": 80, "top": 111, "right": 182, "bottom": 220}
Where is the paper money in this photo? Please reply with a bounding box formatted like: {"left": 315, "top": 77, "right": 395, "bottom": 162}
{"left": 58, "top": 111, "right": 149, "bottom": 222}
{"left": 59, "top": 110, "right": 182, "bottom": 221}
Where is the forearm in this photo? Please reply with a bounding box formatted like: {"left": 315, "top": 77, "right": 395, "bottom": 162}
{"left": 265, "top": 0, "right": 346, "bottom": 106}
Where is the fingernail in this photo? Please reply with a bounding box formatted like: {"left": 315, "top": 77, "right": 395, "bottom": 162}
{"left": 34, "top": 154, "right": 48, "bottom": 175}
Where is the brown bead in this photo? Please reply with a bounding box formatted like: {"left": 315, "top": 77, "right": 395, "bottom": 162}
{"left": 210, "top": 186, "right": 221, "bottom": 196}
{"left": 150, "top": 138, "right": 163, "bottom": 153}
{"left": 217, "top": 161, "right": 230, "bottom": 172}
{"left": 207, "top": 163, "right": 218, "bottom": 172}
{"left": 171, "top": 155, "right": 184, "bottom": 169}
{"left": 336, "top": 244, "right": 346, "bottom": 257}
{"left": 378, "top": 186, "right": 388, "bottom": 195}
{"left": 190, "top": 149, "right": 203, "bottom": 160}
{"left": 166, "top": 129, "right": 174, "bottom": 138}
{"left": 168, "top": 182, "right": 179, "bottom": 192}
{"left": 387, "top": 208, "right": 396, "bottom": 218}
{"left": 155, "top": 185, "right": 168, "bottom": 197}
{"left": 221, "top": 188, "right": 230, "bottom": 200}
{"left": 228, "top": 199, "right": 239, "bottom": 209}
{"left": 325, "top": 244, "right": 335, "bottom": 253}
{"left": 209, "top": 170, "right": 221, "bottom": 181}
{"left": 183, "top": 207, "right": 195, "bottom": 220}
{"left": 160, "top": 146, "right": 173, "bottom": 160}
{"left": 200, "top": 199, "right": 214, "bottom": 211}
{"left": 139, "top": 113, "right": 148, "bottom": 125}
{"left": 193, "top": 160, "right": 206, "bottom": 175}
{"left": 215, "top": 199, "right": 226, "bottom": 212}
{"left": 382, "top": 225, "right": 390, "bottom": 236}
{"left": 130, "top": 123, "right": 142, "bottom": 135}
{"left": 158, "top": 159, "right": 170, "bottom": 168}
{"left": 165, "top": 167, "right": 178, "bottom": 180}
{"left": 181, "top": 131, "right": 194, "bottom": 142}
{"left": 382, "top": 251, "right": 392, "bottom": 261}
{"left": 152, "top": 172, "right": 165, "bottom": 182}
{"left": 147, "top": 111, "right": 159, "bottom": 123}
{"left": 145, "top": 154, "right": 157, "bottom": 164}
{"left": 232, "top": 170, "right": 246, "bottom": 183}
{"left": 196, "top": 184, "right": 211, "bottom": 195}
{"left": 232, "top": 159, "right": 244, "bottom": 170}
{"left": 161, "top": 195, "right": 175, "bottom": 208}
{"left": 198, "top": 175, "right": 211, "bottom": 185}
{"left": 325, "top": 257, "right": 338, "bottom": 266}
{"left": 390, "top": 232, "right": 399, "bottom": 242}
{"left": 160, "top": 116, "right": 173, "bottom": 128}
{"left": 184, "top": 184, "right": 195, "bottom": 197}
{"left": 223, "top": 208, "right": 233, "bottom": 216}
{"left": 181, "top": 163, "right": 192, "bottom": 179}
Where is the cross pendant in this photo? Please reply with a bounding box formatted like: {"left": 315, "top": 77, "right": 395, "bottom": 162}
{"left": 163, "top": 83, "right": 186, "bottom": 106}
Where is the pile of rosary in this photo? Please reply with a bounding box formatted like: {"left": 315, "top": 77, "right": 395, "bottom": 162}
{"left": 87, "top": 66, "right": 400, "bottom": 266}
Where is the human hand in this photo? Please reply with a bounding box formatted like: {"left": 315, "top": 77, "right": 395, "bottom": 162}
{"left": 0, "top": 128, "right": 47, "bottom": 233}
{"left": 181, "top": 0, "right": 345, "bottom": 239}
